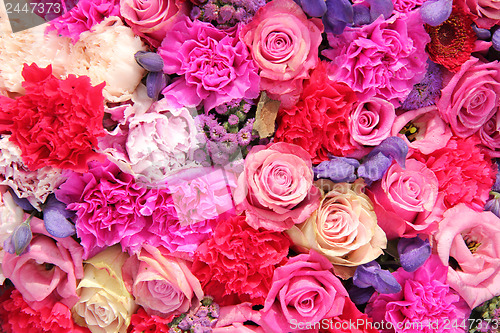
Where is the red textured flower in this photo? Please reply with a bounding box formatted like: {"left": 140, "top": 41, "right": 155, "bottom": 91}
{"left": 128, "top": 307, "right": 173, "bottom": 333}
{"left": 191, "top": 214, "right": 290, "bottom": 306}
{"left": 425, "top": 4, "right": 477, "bottom": 72}
{"left": 0, "top": 288, "right": 90, "bottom": 333}
{"left": 274, "top": 61, "right": 358, "bottom": 164}
{"left": 411, "top": 135, "right": 496, "bottom": 209}
{"left": 0, "top": 63, "right": 105, "bottom": 172}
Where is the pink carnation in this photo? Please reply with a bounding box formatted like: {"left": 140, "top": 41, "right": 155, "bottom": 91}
{"left": 324, "top": 12, "right": 429, "bottom": 106}
{"left": 47, "top": 0, "right": 120, "bottom": 43}
{"left": 366, "top": 255, "right": 471, "bottom": 333}
{"left": 55, "top": 159, "right": 156, "bottom": 259}
{"left": 158, "top": 17, "right": 260, "bottom": 111}
{"left": 411, "top": 136, "right": 496, "bottom": 210}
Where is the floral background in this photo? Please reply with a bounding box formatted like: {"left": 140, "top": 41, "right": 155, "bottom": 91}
{"left": 0, "top": 0, "right": 500, "bottom": 332}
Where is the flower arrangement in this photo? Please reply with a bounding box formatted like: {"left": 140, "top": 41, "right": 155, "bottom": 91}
{"left": 1, "top": 0, "right": 500, "bottom": 332}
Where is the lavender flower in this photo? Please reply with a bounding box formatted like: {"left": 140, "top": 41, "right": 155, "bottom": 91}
{"left": 354, "top": 261, "right": 402, "bottom": 294}
{"left": 228, "top": 114, "right": 239, "bottom": 126}
{"left": 397, "top": 237, "right": 431, "bottom": 272}
{"left": 192, "top": 0, "right": 265, "bottom": 27}
{"left": 400, "top": 60, "right": 443, "bottom": 110}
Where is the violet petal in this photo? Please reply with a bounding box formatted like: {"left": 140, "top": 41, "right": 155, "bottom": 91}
{"left": 368, "top": 136, "right": 408, "bottom": 168}
{"left": 472, "top": 24, "right": 491, "bottom": 40}
{"left": 313, "top": 156, "right": 360, "bottom": 182}
{"left": 12, "top": 222, "right": 32, "bottom": 255}
{"left": 357, "top": 152, "right": 392, "bottom": 182}
{"left": 353, "top": 4, "right": 372, "bottom": 26}
{"left": 398, "top": 237, "right": 431, "bottom": 272}
{"left": 147, "top": 72, "right": 167, "bottom": 100}
{"left": 348, "top": 285, "right": 375, "bottom": 304}
{"left": 485, "top": 196, "right": 500, "bottom": 218}
{"left": 493, "top": 160, "right": 500, "bottom": 192}
{"left": 367, "top": 0, "right": 393, "bottom": 21}
{"left": 9, "top": 189, "right": 34, "bottom": 211}
{"left": 299, "top": 0, "right": 327, "bottom": 17}
{"left": 420, "top": 0, "right": 452, "bottom": 26}
{"left": 134, "top": 51, "right": 164, "bottom": 72}
{"left": 354, "top": 261, "right": 402, "bottom": 294}
{"left": 323, "top": 0, "right": 353, "bottom": 34}
{"left": 3, "top": 237, "right": 15, "bottom": 255}
{"left": 43, "top": 195, "right": 76, "bottom": 238}
{"left": 494, "top": 30, "right": 500, "bottom": 53}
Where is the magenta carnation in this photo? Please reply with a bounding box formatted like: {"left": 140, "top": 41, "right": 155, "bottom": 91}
{"left": 47, "top": 0, "right": 120, "bottom": 43}
{"left": 324, "top": 12, "right": 430, "bottom": 106}
{"left": 158, "top": 17, "right": 260, "bottom": 112}
{"left": 55, "top": 159, "right": 156, "bottom": 259}
{"left": 366, "top": 255, "right": 471, "bottom": 333}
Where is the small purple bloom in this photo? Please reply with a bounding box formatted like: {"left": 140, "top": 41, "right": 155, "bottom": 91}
{"left": 313, "top": 156, "right": 359, "bottom": 182}
{"left": 11, "top": 222, "right": 32, "bottom": 256}
{"left": 397, "top": 237, "right": 431, "bottom": 272}
{"left": 400, "top": 60, "right": 443, "bottom": 110}
{"left": 354, "top": 261, "right": 402, "bottom": 294}
{"left": 420, "top": 0, "right": 452, "bottom": 26}
{"left": 134, "top": 51, "right": 164, "bottom": 72}
{"left": 208, "top": 302, "right": 220, "bottom": 318}
{"left": 228, "top": 114, "right": 240, "bottom": 126}
{"left": 196, "top": 305, "right": 209, "bottom": 318}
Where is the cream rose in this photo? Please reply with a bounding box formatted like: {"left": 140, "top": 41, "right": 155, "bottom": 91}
{"left": 72, "top": 245, "right": 137, "bottom": 333}
{"left": 287, "top": 179, "right": 387, "bottom": 278}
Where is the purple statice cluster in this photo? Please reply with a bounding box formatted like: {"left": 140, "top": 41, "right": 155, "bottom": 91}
{"left": 168, "top": 296, "right": 220, "bottom": 333}
{"left": 194, "top": 99, "right": 257, "bottom": 166}
{"left": 400, "top": 60, "right": 444, "bottom": 111}
{"left": 190, "top": 0, "right": 267, "bottom": 28}
{"left": 469, "top": 295, "right": 500, "bottom": 333}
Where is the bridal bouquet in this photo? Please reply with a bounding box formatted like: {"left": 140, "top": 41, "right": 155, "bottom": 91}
{"left": 0, "top": 0, "right": 500, "bottom": 332}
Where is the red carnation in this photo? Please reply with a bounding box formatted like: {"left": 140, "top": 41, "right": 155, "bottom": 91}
{"left": 274, "top": 61, "right": 358, "bottom": 164}
{"left": 192, "top": 215, "right": 290, "bottom": 306}
{"left": 128, "top": 307, "right": 173, "bottom": 333}
{"left": 0, "top": 63, "right": 105, "bottom": 172}
{"left": 411, "top": 135, "right": 496, "bottom": 209}
{"left": 0, "top": 288, "right": 90, "bottom": 333}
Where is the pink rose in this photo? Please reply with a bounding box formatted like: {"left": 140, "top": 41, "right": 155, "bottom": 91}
{"left": 2, "top": 217, "right": 84, "bottom": 310}
{"left": 240, "top": 0, "right": 323, "bottom": 108}
{"left": 120, "top": 0, "right": 188, "bottom": 47}
{"left": 367, "top": 159, "right": 439, "bottom": 239}
{"left": 122, "top": 244, "right": 204, "bottom": 317}
{"left": 234, "top": 142, "right": 321, "bottom": 232}
{"left": 437, "top": 57, "right": 500, "bottom": 137}
{"left": 434, "top": 204, "right": 500, "bottom": 308}
{"left": 391, "top": 105, "right": 452, "bottom": 154}
{"left": 479, "top": 113, "right": 500, "bottom": 158}
{"left": 466, "top": 0, "right": 500, "bottom": 28}
{"left": 262, "top": 250, "right": 348, "bottom": 332}
{"left": 349, "top": 97, "right": 396, "bottom": 146}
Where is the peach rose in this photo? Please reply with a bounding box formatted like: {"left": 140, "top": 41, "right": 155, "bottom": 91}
{"left": 287, "top": 179, "right": 387, "bottom": 278}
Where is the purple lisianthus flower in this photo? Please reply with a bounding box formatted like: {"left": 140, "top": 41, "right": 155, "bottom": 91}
{"left": 324, "top": 11, "right": 429, "bottom": 106}
{"left": 55, "top": 159, "right": 155, "bottom": 259}
{"left": 47, "top": 0, "right": 120, "bottom": 43}
{"left": 397, "top": 236, "right": 431, "bottom": 272}
{"left": 158, "top": 17, "right": 260, "bottom": 112}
